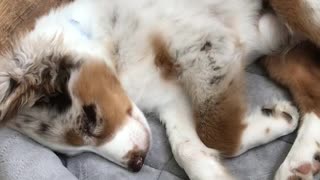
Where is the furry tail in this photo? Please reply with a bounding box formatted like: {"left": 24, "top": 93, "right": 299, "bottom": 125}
{"left": 269, "top": 0, "right": 320, "bottom": 46}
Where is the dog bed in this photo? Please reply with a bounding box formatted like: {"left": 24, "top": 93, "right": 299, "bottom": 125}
{"left": 0, "top": 1, "right": 316, "bottom": 180}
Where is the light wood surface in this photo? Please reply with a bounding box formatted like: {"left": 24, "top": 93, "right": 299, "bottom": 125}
{"left": 0, "top": 0, "right": 72, "bottom": 51}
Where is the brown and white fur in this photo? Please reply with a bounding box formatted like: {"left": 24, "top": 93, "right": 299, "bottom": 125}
{"left": 0, "top": 0, "right": 297, "bottom": 179}
{"left": 260, "top": 0, "right": 320, "bottom": 179}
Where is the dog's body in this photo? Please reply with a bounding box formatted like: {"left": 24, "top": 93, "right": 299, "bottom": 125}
{"left": 0, "top": 0, "right": 305, "bottom": 179}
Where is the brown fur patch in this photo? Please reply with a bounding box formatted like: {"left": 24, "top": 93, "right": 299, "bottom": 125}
{"left": 265, "top": 127, "right": 270, "bottom": 134}
{"left": 150, "top": 34, "right": 179, "bottom": 80}
{"left": 65, "top": 129, "right": 84, "bottom": 146}
{"left": 195, "top": 74, "right": 247, "bottom": 156}
{"left": 270, "top": 0, "right": 320, "bottom": 46}
{"left": 261, "top": 41, "right": 320, "bottom": 116}
{"left": 73, "top": 61, "right": 131, "bottom": 145}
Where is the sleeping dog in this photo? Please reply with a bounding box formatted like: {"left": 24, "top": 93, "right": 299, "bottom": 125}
{"left": 0, "top": 0, "right": 296, "bottom": 179}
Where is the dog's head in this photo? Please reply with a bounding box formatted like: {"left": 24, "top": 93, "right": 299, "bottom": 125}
{"left": 0, "top": 36, "right": 151, "bottom": 172}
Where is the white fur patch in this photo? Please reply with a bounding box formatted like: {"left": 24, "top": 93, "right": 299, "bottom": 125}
{"left": 275, "top": 112, "right": 320, "bottom": 180}
{"left": 239, "top": 100, "right": 299, "bottom": 156}
{"left": 306, "top": 0, "right": 320, "bottom": 26}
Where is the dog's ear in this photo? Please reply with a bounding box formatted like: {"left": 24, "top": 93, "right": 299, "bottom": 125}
{"left": 0, "top": 74, "right": 29, "bottom": 125}
{"left": 0, "top": 53, "right": 80, "bottom": 125}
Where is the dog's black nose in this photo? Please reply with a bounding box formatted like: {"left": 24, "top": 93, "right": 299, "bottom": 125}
{"left": 128, "top": 152, "right": 146, "bottom": 172}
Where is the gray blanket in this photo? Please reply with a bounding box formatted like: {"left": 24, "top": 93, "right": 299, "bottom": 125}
{"left": 0, "top": 63, "right": 314, "bottom": 180}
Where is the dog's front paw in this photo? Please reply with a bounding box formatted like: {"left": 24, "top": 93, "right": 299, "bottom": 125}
{"left": 175, "top": 143, "right": 234, "bottom": 180}
{"left": 275, "top": 160, "right": 320, "bottom": 180}
{"left": 274, "top": 113, "right": 320, "bottom": 180}
{"left": 275, "top": 152, "right": 320, "bottom": 180}
{"left": 262, "top": 101, "right": 299, "bottom": 127}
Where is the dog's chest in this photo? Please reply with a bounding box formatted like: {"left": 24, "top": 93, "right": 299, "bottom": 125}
{"left": 118, "top": 59, "right": 181, "bottom": 112}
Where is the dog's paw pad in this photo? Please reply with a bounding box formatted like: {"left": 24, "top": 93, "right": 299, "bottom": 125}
{"left": 262, "top": 101, "right": 299, "bottom": 125}
{"left": 295, "top": 163, "right": 312, "bottom": 175}
{"left": 281, "top": 159, "right": 320, "bottom": 180}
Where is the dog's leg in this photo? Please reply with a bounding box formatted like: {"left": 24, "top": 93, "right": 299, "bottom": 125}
{"left": 191, "top": 70, "right": 299, "bottom": 157}
{"left": 261, "top": 42, "right": 320, "bottom": 180}
{"left": 275, "top": 113, "right": 320, "bottom": 180}
{"left": 245, "top": 11, "right": 291, "bottom": 65}
{"left": 160, "top": 9, "right": 292, "bottom": 159}
{"left": 164, "top": 23, "right": 247, "bottom": 158}
{"left": 233, "top": 100, "right": 299, "bottom": 156}
{"left": 158, "top": 90, "right": 233, "bottom": 180}
{"left": 269, "top": 0, "right": 320, "bottom": 47}
{"left": 161, "top": 15, "right": 290, "bottom": 157}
